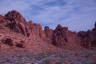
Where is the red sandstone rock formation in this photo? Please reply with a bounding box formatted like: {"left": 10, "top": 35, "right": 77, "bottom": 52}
{"left": 0, "top": 10, "right": 55, "bottom": 52}
{"left": 0, "top": 10, "right": 96, "bottom": 51}
{"left": 52, "top": 24, "right": 81, "bottom": 49}
{"left": 78, "top": 30, "right": 96, "bottom": 50}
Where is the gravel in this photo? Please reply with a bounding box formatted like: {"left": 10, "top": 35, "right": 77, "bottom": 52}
{"left": 0, "top": 50, "right": 96, "bottom": 64}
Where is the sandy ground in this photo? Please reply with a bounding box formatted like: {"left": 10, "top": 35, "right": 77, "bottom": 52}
{"left": 0, "top": 50, "right": 96, "bottom": 64}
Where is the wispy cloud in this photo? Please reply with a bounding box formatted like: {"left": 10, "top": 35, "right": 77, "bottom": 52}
{"left": 0, "top": 0, "right": 96, "bottom": 31}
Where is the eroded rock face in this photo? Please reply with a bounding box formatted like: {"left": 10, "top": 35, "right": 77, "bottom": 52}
{"left": 4, "top": 10, "right": 28, "bottom": 36}
{"left": 52, "top": 25, "right": 68, "bottom": 47}
{"left": 0, "top": 10, "right": 51, "bottom": 51}
{"left": 5, "top": 10, "right": 26, "bottom": 23}
{"left": 77, "top": 23, "right": 96, "bottom": 50}
{"left": 44, "top": 26, "right": 53, "bottom": 43}
{"left": 0, "top": 36, "right": 25, "bottom": 48}
{"left": 78, "top": 30, "right": 96, "bottom": 50}
{"left": 0, "top": 10, "right": 96, "bottom": 51}
{"left": 52, "top": 24, "right": 81, "bottom": 49}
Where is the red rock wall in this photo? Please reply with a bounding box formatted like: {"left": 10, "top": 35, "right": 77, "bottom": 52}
{"left": 0, "top": 10, "right": 96, "bottom": 51}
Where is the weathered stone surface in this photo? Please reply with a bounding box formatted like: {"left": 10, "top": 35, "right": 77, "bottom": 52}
{"left": 0, "top": 10, "right": 96, "bottom": 64}
{"left": 0, "top": 10, "right": 96, "bottom": 51}
{"left": 52, "top": 24, "right": 68, "bottom": 47}
{"left": 78, "top": 30, "right": 96, "bottom": 50}
{"left": 77, "top": 22, "right": 96, "bottom": 49}
{"left": 44, "top": 26, "right": 53, "bottom": 43}
{"left": 4, "top": 10, "right": 28, "bottom": 36}
{"left": 52, "top": 24, "right": 81, "bottom": 49}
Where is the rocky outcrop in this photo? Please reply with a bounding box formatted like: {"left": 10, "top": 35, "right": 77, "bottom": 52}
{"left": 52, "top": 24, "right": 68, "bottom": 47}
{"left": 52, "top": 24, "right": 81, "bottom": 49}
{"left": 0, "top": 10, "right": 96, "bottom": 51}
{"left": 4, "top": 10, "right": 29, "bottom": 36}
{"left": 0, "top": 36, "right": 25, "bottom": 48}
{"left": 77, "top": 23, "right": 96, "bottom": 50}
{"left": 44, "top": 26, "right": 53, "bottom": 43}
{"left": 78, "top": 30, "right": 96, "bottom": 50}
{"left": 0, "top": 10, "right": 52, "bottom": 51}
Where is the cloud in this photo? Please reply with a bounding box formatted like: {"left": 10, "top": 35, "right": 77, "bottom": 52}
{"left": 0, "top": 0, "right": 96, "bottom": 31}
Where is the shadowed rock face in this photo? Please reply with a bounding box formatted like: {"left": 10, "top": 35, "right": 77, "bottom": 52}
{"left": 51, "top": 25, "right": 81, "bottom": 49}
{"left": 78, "top": 30, "right": 96, "bottom": 50}
{"left": 52, "top": 25, "right": 68, "bottom": 46}
{"left": 0, "top": 10, "right": 96, "bottom": 51}
{"left": 44, "top": 26, "right": 53, "bottom": 43}
{"left": 4, "top": 10, "right": 28, "bottom": 36}
{"left": 77, "top": 22, "right": 96, "bottom": 50}
{"left": 2, "top": 38, "right": 13, "bottom": 46}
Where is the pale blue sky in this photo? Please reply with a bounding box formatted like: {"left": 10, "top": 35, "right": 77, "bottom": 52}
{"left": 0, "top": 0, "right": 96, "bottom": 31}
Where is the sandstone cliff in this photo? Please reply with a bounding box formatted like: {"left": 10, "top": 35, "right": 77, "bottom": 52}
{"left": 0, "top": 10, "right": 96, "bottom": 52}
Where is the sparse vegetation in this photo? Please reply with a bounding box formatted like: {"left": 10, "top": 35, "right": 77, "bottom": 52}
{"left": 0, "top": 50, "right": 95, "bottom": 64}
